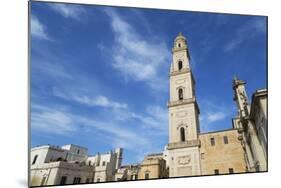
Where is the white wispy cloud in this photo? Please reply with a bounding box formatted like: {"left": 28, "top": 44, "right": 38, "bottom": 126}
{"left": 31, "top": 16, "right": 49, "bottom": 40}
{"left": 104, "top": 9, "right": 170, "bottom": 91}
{"left": 48, "top": 3, "right": 86, "bottom": 21}
{"left": 53, "top": 85, "right": 167, "bottom": 132}
{"left": 74, "top": 95, "right": 127, "bottom": 109}
{"left": 76, "top": 116, "right": 150, "bottom": 150}
{"left": 32, "top": 60, "right": 73, "bottom": 79}
{"left": 53, "top": 87, "right": 127, "bottom": 109}
{"left": 31, "top": 105, "right": 76, "bottom": 135}
{"left": 203, "top": 111, "right": 227, "bottom": 123}
{"left": 224, "top": 38, "right": 243, "bottom": 52}
{"left": 109, "top": 104, "right": 168, "bottom": 133}
{"left": 31, "top": 103, "right": 151, "bottom": 151}
{"left": 224, "top": 18, "right": 266, "bottom": 52}
{"left": 199, "top": 100, "right": 234, "bottom": 132}
{"left": 54, "top": 86, "right": 168, "bottom": 135}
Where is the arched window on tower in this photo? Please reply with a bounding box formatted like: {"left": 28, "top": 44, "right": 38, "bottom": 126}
{"left": 178, "top": 88, "right": 183, "bottom": 100}
{"left": 178, "top": 43, "right": 181, "bottom": 48}
{"left": 178, "top": 61, "right": 183, "bottom": 71}
{"left": 180, "top": 127, "right": 185, "bottom": 142}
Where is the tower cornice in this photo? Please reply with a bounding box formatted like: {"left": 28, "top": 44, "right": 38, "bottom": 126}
{"left": 167, "top": 97, "right": 200, "bottom": 114}
{"left": 172, "top": 46, "right": 189, "bottom": 53}
{"left": 167, "top": 139, "right": 200, "bottom": 150}
{"left": 169, "top": 68, "right": 190, "bottom": 77}
{"left": 169, "top": 69, "right": 196, "bottom": 87}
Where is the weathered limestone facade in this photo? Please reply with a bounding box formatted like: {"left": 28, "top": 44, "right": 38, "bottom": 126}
{"left": 199, "top": 129, "right": 246, "bottom": 175}
{"left": 30, "top": 161, "right": 94, "bottom": 186}
{"left": 164, "top": 33, "right": 267, "bottom": 178}
{"left": 30, "top": 145, "right": 122, "bottom": 186}
{"left": 165, "top": 33, "right": 201, "bottom": 177}
{"left": 138, "top": 153, "right": 168, "bottom": 180}
{"left": 114, "top": 153, "right": 168, "bottom": 181}
{"left": 114, "top": 164, "right": 140, "bottom": 181}
{"left": 232, "top": 78, "right": 267, "bottom": 172}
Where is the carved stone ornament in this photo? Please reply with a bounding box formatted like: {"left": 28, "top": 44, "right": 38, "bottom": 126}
{"left": 177, "top": 155, "right": 191, "bottom": 165}
{"left": 176, "top": 110, "right": 188, "bottom": 118}
{"left": 175, "top": 79, "right": 186, "bottom": 85}
{"left": 238, "top": 89, "right": 247, "bottom": 101}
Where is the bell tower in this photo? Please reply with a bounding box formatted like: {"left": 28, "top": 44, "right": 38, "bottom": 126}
{"left": 165, "top": 33, "right": 201, "bottom": 177}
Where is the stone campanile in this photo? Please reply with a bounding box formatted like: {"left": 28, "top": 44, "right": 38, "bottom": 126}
{"left": 165, "top": 33, "right": 201, "bottom": 177}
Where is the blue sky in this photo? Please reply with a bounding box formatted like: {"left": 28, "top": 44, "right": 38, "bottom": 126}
{"left": 30, "top": 2, "right": 267, "bottom": 164}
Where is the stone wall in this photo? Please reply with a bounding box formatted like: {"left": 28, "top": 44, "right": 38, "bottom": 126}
{"left": 138, "top": 157, "right": 167, "bottom": 179}
{"left": 199, "top": 129, "right": 246, "bottom": 175}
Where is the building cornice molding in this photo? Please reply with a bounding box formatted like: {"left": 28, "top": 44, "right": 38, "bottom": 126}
{"left": 167, "top": 97, "right": 200, "bottom": 114}
{"left": 172, "top": 47, "right": 188, "bottom": 53}
{"left": 169, "top": 68, "right": 190, "bottom": 77}
{"left": 167, "top": 139, "right": 200, "bottom": 150}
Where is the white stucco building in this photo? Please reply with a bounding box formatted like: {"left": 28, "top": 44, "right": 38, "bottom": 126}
{"left": 30, "top": 144, "right": 122, "bottom": 186}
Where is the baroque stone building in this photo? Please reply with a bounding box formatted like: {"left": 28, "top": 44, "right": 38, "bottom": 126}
{"left": 30, "top": 144, "right": 122, "bottom": 186}
{"left": 29, "top": 33, "right": 267, "bottom": 186}
{"left": 162, "top": 33, "right": 267, "bottom": 177}
{"left": 232, "top": 78, "right": 267, "bottom": 172}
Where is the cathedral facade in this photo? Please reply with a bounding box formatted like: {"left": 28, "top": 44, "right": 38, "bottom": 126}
{"left": 162, "top": 33, "right": 267, "bottom": 177}
{"left": 29, "top": 33, "right": 267, "bottom": 186}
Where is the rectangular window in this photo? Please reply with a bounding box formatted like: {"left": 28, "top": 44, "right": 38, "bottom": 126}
{"left": 32, "top": 155, "right": 38, "bottom": 165}
{"left": 40, "top": 177, "right": 46, "bottom": 186}
{"left": 131, "top": 175, "right": 134, "bottom": 180}
{"left": 73, "top": 177, "right": 81, "bottom": 184}
{"left": 229, "top": 168, "right": 234, "bottom": 174}
{"left": 201, "top": 153, "right": 205, "bottom": 159}
{"left": 60, "top": 176, "right": 67, "bottom": 185}
{"left": 214, "top": 169, "right": 219, "bottom": 175}
{"left": 86, "top": 178, "right": 90, "bottom": 183}
{"left": 102, "top": 161, "right": 106, "bottom": 166}
{"left": 224, "top": 136, "right": 229, "bottom": 144}
{"left": 210, "top": 137, "right": 215, "bottom": 146}
{"left": 135, "top": 175, "right": 138, "bottom": 180}
{"left": 145, "top": 173, "right": 149, "bottom": 179}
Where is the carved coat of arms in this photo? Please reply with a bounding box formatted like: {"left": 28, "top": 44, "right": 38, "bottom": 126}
{"left": 177, "top": 155, "right": 191, "bottom": 165}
